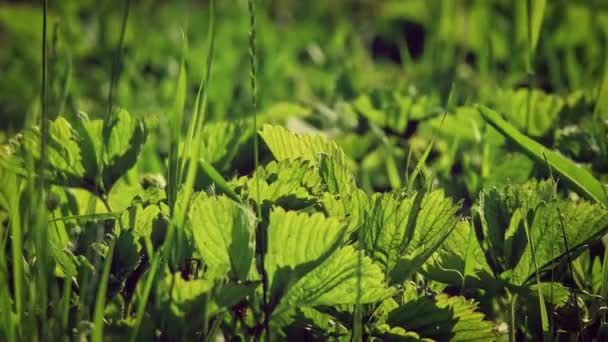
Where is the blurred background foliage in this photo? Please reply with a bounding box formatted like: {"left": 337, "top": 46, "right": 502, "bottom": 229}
{"left": 1, "top": 0, "right": 607, "bottom": 202}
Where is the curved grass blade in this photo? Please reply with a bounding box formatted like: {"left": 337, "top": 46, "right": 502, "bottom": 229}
{"left": 200, "top": 159, "right": 240, "bottom": 202}
{"left": 407, "top": 84, "right": 454, "bottom": 191}
{"left": 478, "top": 105, "right": 608, "bottom": 206}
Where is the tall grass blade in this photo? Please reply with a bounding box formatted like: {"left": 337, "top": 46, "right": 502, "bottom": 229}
{"left": 594, "top": 58, "right": 608, "bottom": 119}
{"left": 556, "top": 205, "right": 585, "bottom": 340}
{"left": 7, "top": 175, "right": 23, "bottom": 338}
{"left": 478, "top": 105, "right": 608, "bottom": 206}
{"left": 528, "top": 0, "right": 546, "bottom": 62}
{"left": 182, "top": 0, "right": 215, "bottom": 175}
{"left": 178, "top": 0, "right": 219, "bottom": 219}
{"left": 107, "top": 0, "right": 131, "bottom": 118}
{"left": 167, "top": 31, "right": 188, "bottom": 213}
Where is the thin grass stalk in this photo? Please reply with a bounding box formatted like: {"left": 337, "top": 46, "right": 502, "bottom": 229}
{"left": 40, "top": 0, "right": 48, "bottom": 188}
{"left": 247, "top": 0, "right": 269, "bottom": 339}
{"left": 522, "top": 217, "right": 549, "bottom": 332}
{"left": 26, "top": 0, "right": 52, "bottom": 339}
{"left": 7, "top": 176, "right": 22, "bottom": 339}
{"left": 555, "top": 205, "right": 585, "bottom": 341}
{"left": 601, "top": 244, "right": 608, "bottom": 324}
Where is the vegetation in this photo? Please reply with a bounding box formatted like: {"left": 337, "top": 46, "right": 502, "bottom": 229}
{"left": 0, "top": 0, "right": 607, "bottom": 340}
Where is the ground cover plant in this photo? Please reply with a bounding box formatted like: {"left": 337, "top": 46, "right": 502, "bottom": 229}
{"left": 1, "top": 0, "right": 608, "bottom": 340}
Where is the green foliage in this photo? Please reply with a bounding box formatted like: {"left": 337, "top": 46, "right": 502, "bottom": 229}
{"left": 1, "top": 109, "right": 146, "bottom": 195}
{"left": 189, "top": 194, "right": 256, "bottom": 281}
{"left": 1, "top": 1, "right": 607, "bottom": 340}
{"left": 363, "top": 190, "right": 461, "bottom": 283}
{"left": 385, "top": 293, "right": 497, "bottom": 341}
{"left": 479, "top": 105, "right": 608, "bottom": 206}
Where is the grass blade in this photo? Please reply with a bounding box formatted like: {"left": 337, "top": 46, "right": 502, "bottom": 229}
{"left": 106, "top": 0, "right": 131, "bottom": 117}
{"left": 7, "top": 175, "right": 23, "bottom": 337}
{"left": 92, "top": 238, "right": 116, "bottom": 342}
{"left": 408, "top": 84, "right": 455, "bottom": 191}
{"left": 528, "top": 0, "right": 546, "bottom": 62}
{"left": 128, "top": 252, "right": 160, "bottom": 342}
{"left": 478, "top": 105, "right": 608, "bottom": 206}
{"left": 167, "top": 30, "right": 188, "bottom": 213}
{"left": 593, "top": 58, "right": 608, "bottom": 120}
{"left": 601, "top": 241, "right": 608, "bottom": 324}
{"left": 522, "top": 217, "right": 549, "bottom": 332}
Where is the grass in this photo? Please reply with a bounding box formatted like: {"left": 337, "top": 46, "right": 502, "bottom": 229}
{"left": 0, "top": 1, "right": 607, "bottom": 340}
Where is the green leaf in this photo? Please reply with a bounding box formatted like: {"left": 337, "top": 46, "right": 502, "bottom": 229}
{"left": 101, "top": 108, "right": 147, "bottom": 191}
{"left": 512, "top": 200, "right": 608, "bottom": 285}
{"left": 263, "top": 159, "right": 323, "bottom": 194}
{"left": 2, "top": 111, "right": 146, "bottom": 194}
{"left": 158, "top": 272, "right": 256, "bottom": 337}
{"left": 189, "top": 194, "right": 256, "bottom": 281}
{"left": 362, "top": 190, "right": 461, "bottom": 283}
{"left": 259, "top": 124, "right": 352, "bottom": 168}
{"left": 386, "top": 294, "right": 497, "bottom": 341}
{"left": 237, "top": 175, "right": 316, "bottom": 211}
{"left": 233, "top": 158, "right": 324, "bottom": 211}
{"left": 321, "top": 189, "right": 368, "bottom": 235}
{"left": 493, "top": 89, "right": 563, "bottom": 138}
{"left": 478, "top": 105, "right": 608, "bottom": 206}
{"left": 259, "top": 125, "right": 359, "bottom": 197}
{"left": 20, "top": 116, "right": 91, "bottom": 188}
{"left": 273, "top": 245, "right": 395, "bottom": 318}
{"left": 353, "top": 89, "right": 440, "bottom": 132}
{"left": 475, "top": 179, "right": 555, "bottom": 270}
{"left": 197, "top": 120, "right": 253, "bottom": 172}
{"left": 282, "top": 307, "right": 350, "bottom": 340}
{"left": 318, "top": 153, "right": 356, "bottom": 194}
{"left": 424, "top": 220, "right": 494, "bottom": 287}
{"left": 526, "top": 282, "right": 571, "bottom": 306}
{"left": 375, "top": 324, "right": 426, "bottom": 341}
{"left": 120, "top": 202, "right": 161, "bottom": 243}
{"left": 265, "top": 207, "right": 346, "bottom": 306}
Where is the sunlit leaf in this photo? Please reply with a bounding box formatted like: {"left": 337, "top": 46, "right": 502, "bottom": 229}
{"left": 189, "top": 194, "right": 256, "bottom": 281}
